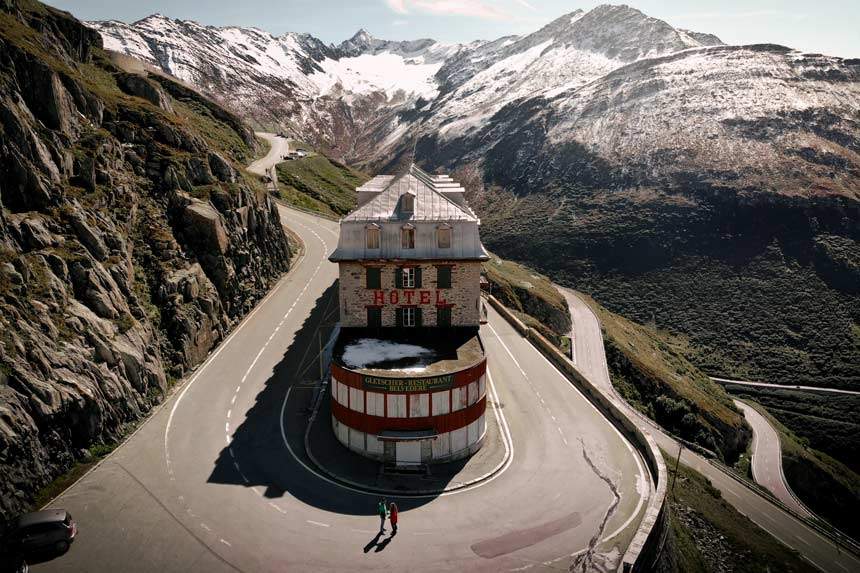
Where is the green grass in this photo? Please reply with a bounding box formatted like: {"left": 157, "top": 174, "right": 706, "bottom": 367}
{"left": 483, "top": 253, "right": 570, "bottom": 342}
{"left": 740, "top": 400, "right": 860, "bottom": 539}
{"left": 275, "top": 154, "right": 367, "bottom": 217}
{"left": 31, "top": 441, "right": 118, "bottom": 510}
{"left": 254, "top": 134, "right": 272, "bottom": 160}
{"left": 727, "top": 384, "right": 859, "bottom": 473}
{"left": 579, "top": 293, "right": 750, "bottom": 463}
{"left": 662, "top": 449, "right": 815, "bottom": 573}
{"left": 473, "top": 177, "right": 859, "bottom": 392}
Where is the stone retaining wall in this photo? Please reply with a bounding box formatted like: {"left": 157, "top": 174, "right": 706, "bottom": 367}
{"left": 486, "top": 295, "right": 668, "bottom": 573}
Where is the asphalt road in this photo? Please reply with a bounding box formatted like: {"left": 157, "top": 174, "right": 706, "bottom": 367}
{"left": 32, "top": 203, "right": 650, "bottom": 572}
{"left": 560, "top": 288, "right": 860, "bottom": 573}
{"left": 247, "top": 132, "right": 290, "bottom": 190}
{"left": 712, "top": 377, "right": 860, "bottom": 396}
{"left": 733, "top": 401, "right": 811, "bottom": 518}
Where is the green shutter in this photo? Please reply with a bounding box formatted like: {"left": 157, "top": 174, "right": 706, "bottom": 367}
{"left": 367, "top": 307, "right": 381, "bottom": 328}
{"left": 366, "top": 267, "right": 381, "bottom": 289}
{"left": 395, "top": 267, "right": 403, "bottom": 288}
{"left": 415, "top": 308, "right": 423, "bottom": 327}
{"left": 437, "top": 266, "right": 451, "bottom": 288}
{"left": 415, "top": 266, "right": 422, "bottom": 288}
{"left": 437, "top": 307, "right": 451, "bottom": 327}
{"left": 395, "top": 307, "right": 404, "bottom": 328}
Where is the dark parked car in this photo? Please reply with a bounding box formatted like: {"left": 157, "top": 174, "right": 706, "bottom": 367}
{"left": 11, "top": 509, "right": 76, "bottom": 555}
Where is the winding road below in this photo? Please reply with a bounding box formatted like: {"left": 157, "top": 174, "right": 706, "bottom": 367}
{"left": 733, "top": 401, "right": 811, "bottom": 518}
{"left": 560, "top": 287, "right": 860, "bottom": 573}
{"left": 33, "top": 139, "right": 650, "bottom": 572}
{"left": 712, "top": 377, "right": 860, "bottom": 396}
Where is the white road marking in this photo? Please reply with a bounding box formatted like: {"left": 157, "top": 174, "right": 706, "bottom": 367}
{"left": 486, "top": 318, "right": 650, "bottom": 545}
{"left": 307, "top": 520, "right": 330, "bottom": 528}
{"left": 269, "top": 502, "right": 287, "bottom": 514}
{"left": 200, "top": 523, "right": 211, "bottom": 532}
{"left": 227, "top": 409, "right": 231, "bottom": 419}
{"left": 278, "top": 369, "right": 515, "bottom": 499}
{"left": 220, "top": 539, "right": 232, "bottom": 547}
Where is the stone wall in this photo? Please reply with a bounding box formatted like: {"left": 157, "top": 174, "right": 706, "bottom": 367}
{"left": 337, "top": 261, "right": 481, "bottom": 327}
{"left": 0, "top": 0, "right": 291, "bottom": 528}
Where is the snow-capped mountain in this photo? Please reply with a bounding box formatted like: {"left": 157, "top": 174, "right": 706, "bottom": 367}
{"left": 89, "top": 4, "right": 860, "bottom": 396}
{"left": 88, "top": 5, "right": 727, "bottom": 161}
{"left": 91, "top": 4, "right": 859, "bottom": 203}
{"left": 89, "top": 14, "right": 453, "bottom": 152}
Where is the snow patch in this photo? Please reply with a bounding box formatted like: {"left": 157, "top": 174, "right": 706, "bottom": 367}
{"left": 341, "top": 338, "right": 436, "bottom": 371}
{"left": 311, "top": 52, "right": 442, "bottom": 100}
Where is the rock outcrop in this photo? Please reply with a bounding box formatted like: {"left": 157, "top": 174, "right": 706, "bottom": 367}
{"left": 0, "top": 0, "right": 291, "bottom": 528}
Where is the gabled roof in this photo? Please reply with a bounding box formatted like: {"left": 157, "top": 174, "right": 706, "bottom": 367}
{"left": 343, "top": 164, "right": 477, "bottom": 222}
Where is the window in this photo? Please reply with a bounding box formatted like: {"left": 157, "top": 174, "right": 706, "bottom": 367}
{"left": 365, "top": 225, "right": 380, "bottom": 249}
{"left": 401, "top": 192, "right": 415, "bottom": 212}
{"left": 395, "top": 266, "right": 421, "bottom": 289}
{"left": 366, "top": 267, "right": 381, "bottom": 289}
{"left": 437, "top": 225, "right": 452, "bottom": 249}
{"left": 436, "top": 266, "right": 452, "bottom": 289}
{"left": 437, "top": 307, "right": 451, "bottom": 327}
{"left": 401, "top": 225, "right": 415, "bottom": 249}
{"left": 397, "top": 307, "right": 421, "bottom": 327}
{"left": 367, "top": 307, "right": 381, "bottom": 327}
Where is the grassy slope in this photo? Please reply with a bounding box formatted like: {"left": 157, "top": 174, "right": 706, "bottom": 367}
{"left": 740, "top": 400, "right": 860, "bottom": 540}
{"left": 661, "top": 451, "right": 815, "bottom": 573}
{"left": 275, "top": 154, "right": 368, "bottom": 217}
{"left": 482, "top": 253, "right": 571, "bottom": 344}
{"left": 727, "top": 385, "right": 859, "bottom": 474}
{"left": 1, "top": 0, "right": 276, "bottom": 518}
{"left": 474, "top": 184, "right": 859, "bottom": 391}
{"left": 578, "top": 293, "right": 750, "bottom": 463}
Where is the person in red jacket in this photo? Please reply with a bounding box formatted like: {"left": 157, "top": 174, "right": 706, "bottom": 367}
{"left": 389, "top": 501, "right": 398, "bottom": 535}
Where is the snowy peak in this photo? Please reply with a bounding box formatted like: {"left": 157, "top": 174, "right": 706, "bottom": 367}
{"left": 339, "top": 28, "right": 375, "bottom": 55}
{"left": 550, "top": 3, "right": 723, "bottom": 60}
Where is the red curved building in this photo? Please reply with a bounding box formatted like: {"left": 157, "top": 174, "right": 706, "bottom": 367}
{"left": 328, "top": 165, "right": 490, "bottom": 465}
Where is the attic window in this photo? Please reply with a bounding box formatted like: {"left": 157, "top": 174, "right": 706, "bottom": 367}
{"left": 401, "top": 192, "right": 415, "bottom": 213}
{"left": 365, "top": 224, "right": 380, "bottom": 249}
{"left": 437, "top": 224, "right": 452, "bottom": 249}
{"left": 401, "top": 224, "right": 415, "bottom": 249}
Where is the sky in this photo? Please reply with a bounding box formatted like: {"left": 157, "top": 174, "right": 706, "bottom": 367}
{"left": 47, "top": 0, "right": 860, "bottom": 58}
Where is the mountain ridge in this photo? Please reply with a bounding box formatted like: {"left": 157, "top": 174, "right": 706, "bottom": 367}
{"left": 90, "top": 3, "right": 859, "bottom": 392}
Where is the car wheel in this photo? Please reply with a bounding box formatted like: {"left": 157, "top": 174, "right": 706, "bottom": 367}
{"left": 55, "top": 540, "right": 69, "bottom": 553}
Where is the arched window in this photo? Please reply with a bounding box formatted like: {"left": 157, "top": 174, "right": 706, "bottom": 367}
{"left": 365, "top": 224, "right": 380, "bottom": 249}
{"left": 401, "top": 224, "right": 415, "bottom": 249}
{"left": 436, "top": 224, "right": 452, "bottom": 249}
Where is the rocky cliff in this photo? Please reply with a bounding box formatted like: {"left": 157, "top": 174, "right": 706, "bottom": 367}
{"left": 0, "top": 0, "right": 291, "bottom": 526}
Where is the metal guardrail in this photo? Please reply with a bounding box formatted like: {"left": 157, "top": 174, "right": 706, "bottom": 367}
{"left": 484, "top": 294, "right": 669, "bottom": 573}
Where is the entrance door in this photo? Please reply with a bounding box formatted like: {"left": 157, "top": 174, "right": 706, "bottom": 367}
{"left": 395, "top": 441, "right": 421, "bottom": 465}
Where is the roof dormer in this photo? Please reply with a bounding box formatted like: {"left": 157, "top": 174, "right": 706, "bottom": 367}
{"left": 400, "top": 190, "right": 415, "bottom": 214}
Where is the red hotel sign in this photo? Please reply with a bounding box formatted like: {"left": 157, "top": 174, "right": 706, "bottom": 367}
{"left": 371, "top": 290, "right": 449, "bottom": 306}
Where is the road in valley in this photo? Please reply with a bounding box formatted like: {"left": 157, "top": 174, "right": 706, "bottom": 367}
{"left": 712, "top": 377, "right": 860, "bottom": 396}
{"left": 733, "top": 401, "right": 811, "bottom": 517}
{"left": 32, "top": 145, "right": 650, "bottom": 571}
{"left": 560, "top": 287, "right": 860, "bottom": 573}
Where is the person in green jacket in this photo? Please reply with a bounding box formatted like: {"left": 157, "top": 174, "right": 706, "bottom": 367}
{"left": 377, "top": 499, "right": 388, "bottom": 533}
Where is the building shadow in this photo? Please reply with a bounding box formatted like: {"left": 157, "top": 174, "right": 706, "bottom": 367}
{"left": 207, "top": 281, "right": 457, "bottom": 515}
